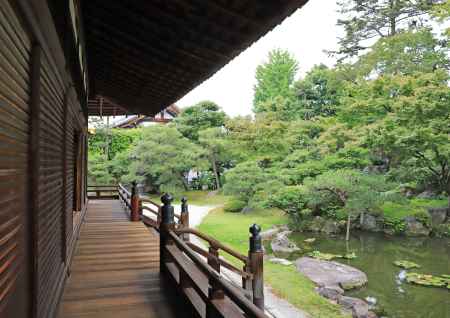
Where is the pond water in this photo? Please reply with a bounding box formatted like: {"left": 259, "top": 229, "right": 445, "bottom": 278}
{"left": 289, "top": 232, "right": 450, "bottom": 318}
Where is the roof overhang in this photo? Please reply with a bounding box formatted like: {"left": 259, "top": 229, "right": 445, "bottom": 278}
{"left": 83, "top": 0, "right": 309, "bottom": 116}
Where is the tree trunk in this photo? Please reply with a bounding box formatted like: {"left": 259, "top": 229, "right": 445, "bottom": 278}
{"left": 346, "top": 213, "right": 351, "bottom": 241}
{"left": 360, "top": 210, "right": 365, "bottom": 226}
{"left": 211, "top": 153, "right": 221, "bottom": 190}
{"left": 389, "top": 0, "right": 396, "bottom": 36}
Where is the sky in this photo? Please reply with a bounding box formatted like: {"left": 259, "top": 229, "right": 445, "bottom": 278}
{"left": 176, "top": 0, "right": 342, "bottom": 117}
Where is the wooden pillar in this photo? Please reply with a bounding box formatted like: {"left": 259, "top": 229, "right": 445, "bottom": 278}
{"left": 130, "top": 182, "right": 140, "bottom": 221}
{"left": 249, "top": 224, "right": 264, "bottom": 310}
{"left": 28, "top": 44, "right": 41, "bottom": 318}
{"left": 159, "top": 193, "right": 175, "bottom": 272}
{"left": 180, "top": 197, "right": 189, "bottom": 241}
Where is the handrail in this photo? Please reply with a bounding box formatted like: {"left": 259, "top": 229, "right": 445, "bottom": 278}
{"left": 87, "top": 184, "right": 119, "bottom": 199}
{"left": 185, "top": 241, "right": 253, "bottom": 279}
{"left": 168, "top": 231, "right": 267, "bottom": 318}
{"left": 175, "top": 228, "right": 248, "bottom": 264}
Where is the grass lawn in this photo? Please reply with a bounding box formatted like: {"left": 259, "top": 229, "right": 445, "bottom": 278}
{"left": 198, "top": 206, "right": 349, "bottom": 318}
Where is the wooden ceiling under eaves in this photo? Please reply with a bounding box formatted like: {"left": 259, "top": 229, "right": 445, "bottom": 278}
{"left": 83, "top": 0, "right": 309, "bottom": 116}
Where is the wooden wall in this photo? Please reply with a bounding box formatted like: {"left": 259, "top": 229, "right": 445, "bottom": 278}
{"left": 0, "top": 1, "right": 88, "bottom": 317}
{"left": 0, "top": 1, "right": 32, "bottom": 317}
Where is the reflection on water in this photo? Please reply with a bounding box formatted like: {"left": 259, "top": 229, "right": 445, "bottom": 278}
{"left": 289, "top": 232, "right": 450, "bottom": 318}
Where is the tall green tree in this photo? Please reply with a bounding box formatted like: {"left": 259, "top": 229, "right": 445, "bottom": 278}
{"left": 334, "top": 0, "right": 438, "bottom": 59}
{"left": 253, "top": 49, "right": 299, "bottom": 113}
{"left": 174, "top": 101, "right": 226, "bottom": 141}
{"left": 198, "top": 127, "right": 233, "bottom": 190}
{"left": 294, "top": 64, "right": 347, "bottom": 119}
{"left": 126, "top": 126, "right": 204, "bottom": 194}
{"left": 366, "top": 71, "right": 450, "bottom": 206}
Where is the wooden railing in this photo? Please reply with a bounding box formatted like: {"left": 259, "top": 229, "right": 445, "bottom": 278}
{"left": 114, "top": 183, "right": 267, "bottom": 318}
{"left": 87, "top": 185, "right": 118, "bottom": 199}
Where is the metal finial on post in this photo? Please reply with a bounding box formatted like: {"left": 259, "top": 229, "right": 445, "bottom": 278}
{"left": 130, "top": 181, "right": 140, "bottom": 221}
{"left": 248, "top": 223, "right": 264, "bottom": 310}
{"left": 180, "top": 197, "right": 190, "bottom": 241}
{"left": 160, "top": 193, "right": 175, "bottom": 272}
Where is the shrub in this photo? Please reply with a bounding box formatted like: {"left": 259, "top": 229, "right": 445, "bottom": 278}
{"left": 414, "top": 211, "right": 431, "bottom": 227}
{"left": 224, "top": 199, "right": 247, "bottom": 213}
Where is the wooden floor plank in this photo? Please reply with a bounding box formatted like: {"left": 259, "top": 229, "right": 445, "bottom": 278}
{"left": 57, "top": 200, "right": 183, "bottom": 318}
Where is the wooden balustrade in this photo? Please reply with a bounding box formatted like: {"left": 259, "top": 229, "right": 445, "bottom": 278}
{"left": 87, "top": 185, "right": 118, "bottom": 199}
{"left": 157, "top": 194, "right": 267, "bottom": 317}
{"left": 91, "top": 184, "right": 266, "bottom": 317}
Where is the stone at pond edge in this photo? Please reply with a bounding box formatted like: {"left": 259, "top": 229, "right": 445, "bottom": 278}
{"left": 404, "top": 216, "right": 430, "bottom": 236}
{"left": 308, "top": 216, "right": 326, "bottom": 232}
{"left": 260, "top": 228, "right": 281, "bottom": 241}
{"left": 322, "top": 219, "right": 341, "bottom": 234}
{"left": 428, "top": 207, "right": 448, "bottom": 226}
{"left": 338, "top": 296, "right": 370, "bottom": 318}
{"left": 316, "top": 285, "right": 344, "bottom": 301}
{"left": 295, "top": 257, "right": 368, "bottom": 291}
{"left": 361, "top": 214, "right": 384, "bottom": 232}
{"left": 417, "top": 190, "right": 438, "bottom": 199}
{"left": 270, "top": 231, "right": 300, "bottom": 258}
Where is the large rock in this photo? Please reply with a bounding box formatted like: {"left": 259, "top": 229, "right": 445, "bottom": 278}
{"left": 308, "top": 216, "right": 326, "bottom": 232}
{"left": 271, "top": 231, "right": 300, "bottom": 258}
{"left": 261, "top": 228, "right": 281, "bottom": 241}
{"left": 417, "top": 190, "right": 437, "bottom": 199}
{"left": 428, "top": 207, "right": 448, "bottom": 227}
{"left": 404, "top": 216, "right": 430, "bottom": 236}
{"left": 295, "top": 257, "right": 367, "bottom": 291}
{"left": 322, "top": 219, "right": 341, "bottom": 234}
{"left": 361, "top": 214, "right": 383, "bottom": 232}
{"left": 339, "top": 296, "right": 370, "bottom": 318}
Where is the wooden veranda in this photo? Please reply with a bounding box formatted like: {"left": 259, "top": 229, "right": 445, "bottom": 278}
{"left": 1, "top": 2, "right": 310, "bottom": 317}
{"left": 57, "top": 200, "right": 183, "bottom": 318}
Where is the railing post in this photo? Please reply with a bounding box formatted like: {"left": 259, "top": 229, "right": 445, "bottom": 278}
{"left": 207, "top": 244, "right": 224, "bottom": 318}
{"left": 249, "top": 224, "right": 264, "bottom": 311}
{"left": 180, "top": 197, "right": 190, "bottom": 241}
{"left": 131, "top": 181, "right": 140, "bottom": 221}
{"left": 160, "top": 193, "right": 175, "bottom": 273}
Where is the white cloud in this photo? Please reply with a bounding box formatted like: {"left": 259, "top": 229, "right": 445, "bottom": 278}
{"left": 176, "top": 0, "right": 341, "bottom": 117}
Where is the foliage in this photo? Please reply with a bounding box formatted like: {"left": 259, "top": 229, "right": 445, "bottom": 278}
{"left": 253, "top": 49, "right": 299, "bottom": 114}
{"left": 406, "top": 272, "right": 450, "bottom": 289}
{"left": 294, "top": 64, "right": 346, "bottom": 119}
{"left": 223, "top": 198, "right": 247, "bottom": 213}
{"left": 126, "top": 125, "right": 204, "bottom": 193}
{"left": 355, "top": 29, "right": 450, "bottom": 76}
{"left": 305, "top": 169, "right": 395, "bottom": 215}
{"left": 174, "top": 100, "right": 226, "bottom": 141}
{"left": 223, "top": 161, "right": 270, "bottom": 203}
{"left": 198, "top": 127, "right": 234, "bottom": 189}
{"left": 393, "top": 260, "right": 421, "bottom": 269}
{"left": 268, "top": 185, "right": 311, "bottom": 217}
{"left": 334, "top": 0, "right": 437, "bottom": 59}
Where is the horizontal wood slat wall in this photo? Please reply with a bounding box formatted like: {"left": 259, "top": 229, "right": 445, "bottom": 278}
{"left": 0, "top": 0, "right": 32, "bottom": 317}
{"left": 36, "top": 49, "right": 66, "bottom": 318}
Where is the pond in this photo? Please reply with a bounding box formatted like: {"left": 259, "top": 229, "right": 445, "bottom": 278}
{"left": 289, "top": 232, "right": 450, "bottom": 318}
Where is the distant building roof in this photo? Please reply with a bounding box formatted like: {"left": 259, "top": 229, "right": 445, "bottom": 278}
{"left": 112, "top": 104, "right": 180, "bottom": 128}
